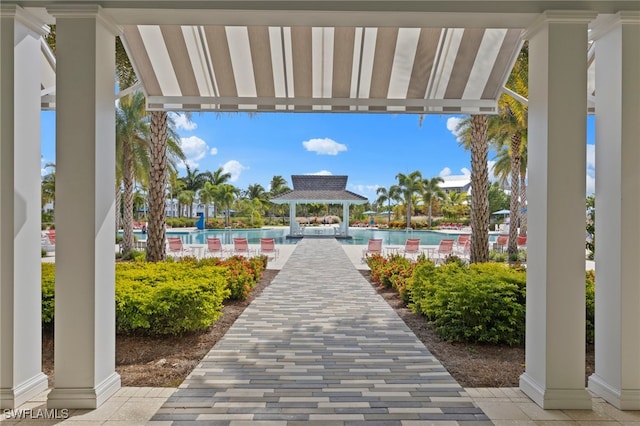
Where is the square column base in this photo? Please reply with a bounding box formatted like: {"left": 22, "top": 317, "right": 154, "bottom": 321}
{"left": 0, "top": 373, "right": 48, "bottom": 409}
{"left": 47, "top": 373, "right": 120, "bottom": 409}
{"left": 589, "top": 374, "right": 640, "bottom": 410}
{"left": 520, "top": 373, "right": 592, "bottom": 410}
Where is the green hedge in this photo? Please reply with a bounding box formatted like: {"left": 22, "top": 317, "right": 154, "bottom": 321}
{"left": 408, "top": 262, "right": 527, "bottom": 345}
{"left": 115, "top": 262, "right": 230, "bottom": 335}
{"left": 42, "top": 263, "right": 55, "bottom": 325}
{"left": 41, "top": 255, "right": 267, "bottom": 335}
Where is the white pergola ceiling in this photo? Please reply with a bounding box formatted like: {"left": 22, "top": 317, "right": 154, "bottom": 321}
{"left": 31, "top": 0, "right": 622, "bottom": 114}
{"left": 122, "top": 24, "right": 523, "bottom": 113}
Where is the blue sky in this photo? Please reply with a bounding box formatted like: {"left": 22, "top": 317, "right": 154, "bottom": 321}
{"left": 41, "top": 111, "right": 596, "bottom": 201}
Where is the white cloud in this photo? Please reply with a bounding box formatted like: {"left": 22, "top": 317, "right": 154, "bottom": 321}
{"left": 446, "top": 116, "right": 464, "bottom": 142}
{"left": 178, "top": 136, "right": 209, "bottom": 168}
{"left": 439, "top": 167, "right": 452, "bottom": 177}
{"left": 460, "top": 167, "right": 471, "bottom": 177}
{"left": 210, "top": 147, "right": 218, "bottom": 155}
{"left": 170, "top": 112, "right": 197, "bottom": 131}
{"left": 302, "top": 138, "right": 347, "bottom": 155}
{"left": 222, "top": 160, "right": 247, "bottom": 182}
{"left": 350, "top": 184, "right": 379, "bottom": 194}
{"left": 308, "top": 170, "right": 333, "bottom": 176}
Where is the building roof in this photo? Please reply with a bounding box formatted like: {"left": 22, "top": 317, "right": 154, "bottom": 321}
{"left": 271, "top": 175, "right": 368, "bottom": 204}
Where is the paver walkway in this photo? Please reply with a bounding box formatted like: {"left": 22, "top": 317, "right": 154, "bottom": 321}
{"left": 150, "top": 238, "right": 492, "bottom": 425}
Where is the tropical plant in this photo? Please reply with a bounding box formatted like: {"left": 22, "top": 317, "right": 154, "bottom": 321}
{"left": 420, "top": 177, "right": 445, "bottom": 228}
{"left": 488, "top": 182, "right": 510, "bottom": 215}
{"left": 116, "top": 92, "right": 151, "bottom": 255}
{"left": 395, "top": 171, "right": 423, "bottom": 229}
{"left": 441, "top": 191, "right": 469, "bottom": 220}
{"left": 216, "top": 184, "right": 239, "bottom": 227}
{"left": 375, "top": 186, "right": 401, "bottom": 224}
{"left": 41, "top": 163, "right": 56, "bottom": 218}
{"left": 586, "top": 195, "right": 595, "bottom": 260}
{"left": 207, "top": 167, "right": 232, "bottom": 217}
{"left": 199, "top": 181, "right": 217, "bottom": 226}
{"left": 491, "top": 43, "right": 529, "bottom": 256}
{"left": 269, "top": 175, "right": 291, "bottom": 224}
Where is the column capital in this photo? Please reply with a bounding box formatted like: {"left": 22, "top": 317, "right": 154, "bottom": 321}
{"left": 590, "top": 11, "right": 640, "bottom": 40}
{"left": 524, "top": 10, "right": 598, "bottom": 39}
{"left": 0, "top": 4, "right": 50, "bottom": 37}
{"left": 47, "top": 4, "right": 121, "bottom": 36}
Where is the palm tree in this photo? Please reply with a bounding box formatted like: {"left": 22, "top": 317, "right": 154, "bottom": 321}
{"left": 199, "top": 181, "right": 217, "bottom": 227}
{"left": 179, "top": 166, "right": 209, "bottom": 218}
{"left": 177, "top": 190, "right": 195, "bottom": 217}
{"left": 206, "top": 167, "right": 232, "bottom": 217}
{"left": 375, "top": 186, "right": 401, "bottom": 224}
{"left": 116, "top": 92, "right": 150, "bottom": 255}
{"left": 167, "top": 169, "right": 184, "bottom": 217}
{"left": 421, "top": 177, "right": 445, "bottom": 228}
{"left": 454, "top": 115, "right": 491, "bottom": 263}
{"left": 41, "top": 163, "right": 56, "bottom": 215}
{"left": 146, "top": 111, "right": 185, "bottom": 262}
{"left": 269, "top": 175, "right": 291, "bottom": 224}
{"left": 395, "top": 171, "right": 423, "bottom": 229}
{"left": 442, "top": 191, "right": 469, "bottom": 220}
{"left": 245, "top": 183, "right": 268, "bottom": 202}
{"left": 494, "top": 43, "right": 528, "bottom": 257}
{"left": 216, "top": 184, "right": 239, "bottom": 227}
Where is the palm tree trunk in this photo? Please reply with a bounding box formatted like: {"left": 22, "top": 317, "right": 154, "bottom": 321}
{"left": 519, "top": 172, "right": 527, "bottom": 236}
{"left": 115, "top": 184, "right": 121, "bottom": 233}
{"left": 470, "top": 115, "right": 489, "bottom": 263}
{"left": 146, "top": 111, "right": 168, "bottom": 262}
{"left": 121, "top": 141, "right": 135, "bottom": 255}
{"left": 406, "top": 198, "right": 412, "bottom": 229}
{"left": 508, "top": 134, "right": 521, "bottom": 259}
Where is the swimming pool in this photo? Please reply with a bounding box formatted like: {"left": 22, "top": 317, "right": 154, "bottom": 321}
{"left": 162, "top": 227, "right": 479, "bottom": 246}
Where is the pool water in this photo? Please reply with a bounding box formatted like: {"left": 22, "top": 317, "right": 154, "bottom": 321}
{"left": 162, "top": 227, "right": 480, "bottom": 246}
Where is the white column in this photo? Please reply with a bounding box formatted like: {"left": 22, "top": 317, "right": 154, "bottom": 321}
{"left": 0, "top": 5, "right": 49, "bottom": 409}
{"left": 342, "top": 203, "right": 350, "bottom": 237}
{"left": 46, "top": 5, "right": 120, "bottom": 409}
{"left": 520, "top": 10, "right": 596, "bottom": 410}
{"left": 289, "top": 203, "right": 296, "bottom": 235}
{"left": 588, "top": 12, "right": 640, "bottom": 410}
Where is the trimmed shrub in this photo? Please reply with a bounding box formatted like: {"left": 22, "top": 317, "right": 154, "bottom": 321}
{"left": 115, "top": 261, "right": 230, "bottom": 335}
{"left": 586, "top": 270, "right": 595, "bottom": 344}
{"left": 408, "top": 262, "right": 526, "bottom": 345}
{"left": 42, "top": 263, "right": 55, "bottom": 325}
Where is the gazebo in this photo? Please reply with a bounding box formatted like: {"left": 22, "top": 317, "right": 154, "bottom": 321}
{"left": 270, "top": 175, "right": 368, "bottom": 238}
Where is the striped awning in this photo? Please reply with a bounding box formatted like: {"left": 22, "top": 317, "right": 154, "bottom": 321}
{"left": 121, "top": 25, "right": 524, "bottom": 114}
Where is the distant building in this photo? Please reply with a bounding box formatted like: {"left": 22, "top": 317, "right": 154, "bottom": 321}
{"left": 439, "top": 176, "right": 471, "bottom": 194}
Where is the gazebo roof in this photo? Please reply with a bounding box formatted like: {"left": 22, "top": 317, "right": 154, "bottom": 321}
{"left": 271, "top": 175, "right": 368, "bottom": 204}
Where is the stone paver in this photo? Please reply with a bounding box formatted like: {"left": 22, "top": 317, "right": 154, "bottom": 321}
{"left": 150, "top": 238, "right": 492, "bottom": 425}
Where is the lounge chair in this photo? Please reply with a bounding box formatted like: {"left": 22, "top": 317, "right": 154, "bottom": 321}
{"left": 232, "top": 237, "right": 252, "bottom": 257}
{"left": 455, "top": 234, "right": 470, "bottom": 254}
{"left": 494, "top": 235, "right": 508, "bottom": 252}
{"left": 434, "top": 239, "right": 455, "bottom": 264}
{"left": 400, "top": 238, "right": 421, "bottom": 260}
{"left": 362, "top": 238, "right": 383, "bottom": 262}
{"left": 460, "top": 239, "right": 471, "bottom": 262}
{"left": 205, "top": 237, "right": 225, "bottom": 258}
{"left": 517, "top": 235, "right": 527, "bottom": 249}
{"left": 167, "top": 237, "right": 195, "bottom": 258}
{"left": 42, "top": 230, "right": 55, "bottom": 252}
{"left": 258, "top": 238, "right": 279, "bottom": 261}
